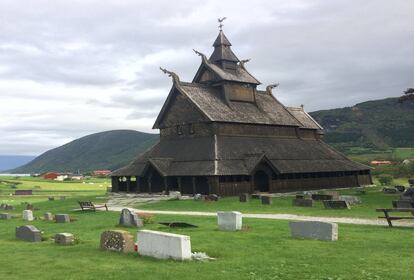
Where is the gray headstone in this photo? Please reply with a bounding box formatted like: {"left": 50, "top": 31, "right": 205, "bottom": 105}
{"left": 0, "top": 203, "right": 5, "bottom": 209}
{"left": 261, "top": 196, "right": 272, "bottom": 205}
{"left": 217, "top": 211, "right": 242, "bottom": 231}
{"left": 289, "top": 221, "right": 338, "bottom": 241}
{"left": 22, "top": 210, "right": 34, "bottom": 221}
{"left": 44, "top": 212, "right": 54, "bottom": 221}
{"left": 16, "top": 225, "right": 42, "bottom": 242}
{"left": 312, "top": 194, "right": 333, "bottom": 201}
{"left": 323, "top": 200, "right": 350, "bottom": 209}
{"left": 338, "top": 195, "right": 362, "bottom": 205}
{"left": 194, "top": 194, "right": 203, "bottom": 200}
{"left": 0, "top": 213, "right": 12, "bottom": 220}
{"left": 119, "top": 208, "right": 143, "bottom": 227}
{"left": 168, "top": 191, "right": 181, "bottom": 199}
{"left": 293, "top": 198, "right": 314, "bottom": 207}
{"left": 5, "top": 204, "right": 14, "bottom": 210}
{"left": 55, "top": 233, "right": 74, "bottom": 245}
{"left": 55, "top": 214, "right": 70, "bottom": 223}
{"left": 60, "top": 196, "right": 66, "bottom": 200}
{"left": 239, "top": 193, "right": 250, "bottom": 202}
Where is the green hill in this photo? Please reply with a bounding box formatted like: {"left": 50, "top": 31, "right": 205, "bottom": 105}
{"left": 10, "top": 130, "right": 159, "bottom": 174}
{"left": 310, "top": 97, "right": 414, "bottom": 152}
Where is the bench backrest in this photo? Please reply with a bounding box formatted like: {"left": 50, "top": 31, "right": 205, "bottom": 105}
{"left": 79, "top": 201, "right": 94, "bottom": 207}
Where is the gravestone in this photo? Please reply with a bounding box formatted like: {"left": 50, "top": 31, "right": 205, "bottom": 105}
{"left": 382, "top": 187, "right": 397, "bottom": 194}
{"left": 60, "top": 196, "right": 66, "bottom": 200}
{"left": 293, "top": 198, "right": 314, "bottom": 207}
{"left": 392, "top": 200, "right": 414, "bottom": 208}
{"left": 0, "top": 213, "right": 12, "bottom": 220}
{"left": 338, "top": 195, "right": 362, "bottom": 205}
{"left": 137, "top": 230, "right": 192, "bottom": 260}
{"left": 26, "top": 203, "right": 34, "bottom": 210}
{"left": 44, "top": 212, "right": 54, "bottom": 221}
{"left": 48, "top": 197, "right": 55, "bottom": 201}
{"left": 312, "top": 194, "right": 333, "bottom": 201}
{"left": 55, "top": 233, "right": 74, "bottom": 245}
{"left": 295, "top": 194, "right": 305, "bottom": 199}
{"left": 0, "top": 203, "right": 5, "bottom": 209}
{"left": 289, "top": 221, "right": 338, "bottom": 241}
{"left": 55, "top": 214, "right": 70, "bottom": 223}
{"left": 194, "top": 194, "right": 203, "bottom": 200}
{"left": 400, "top": 187, "right": 414, "bottom": 201}
{"left": 168, "top": 191, "right": 181, "bottom": 199}
{"left": 251, "top": 194, "right": 261, "bottom": 199}
{"left": 22, "top": 210, "right": 34, "bottom": 221}
{"left": 239, "top": 193, "right": 250, "bottom": 202}
{"left": 324, "top": 191, "right": 339, "bottom": 200}
{"left": 5, "top": 204, "right": 14, "bottom": 210}
{"left": 323, "top": 200, "right": 350, "bottom": 210}
{"left": 217, "top": 211, "right": 242, "bottom": 231}
{"left": 16, "top": 225, "right": 42, "bottom": 242}
{"left": 119, "top": 208, "right": 143, "bottom": 227}
{"left": 261, "top": 196, "right": 272, "bottom": 205}
{"left": 394, "top": 185, "right": 406, "bottom": 192}
{"left": 100, "top": 230, "right": 134, "bottom": 253}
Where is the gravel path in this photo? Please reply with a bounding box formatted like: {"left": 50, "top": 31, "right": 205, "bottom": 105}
{"left": 107, "top": 206, "right": 414, "bottom": 227}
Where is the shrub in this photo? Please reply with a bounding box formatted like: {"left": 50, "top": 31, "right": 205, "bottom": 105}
{"left": 136, "top": 212, "right": 155, "bottom": 224}
{"left": 378, "top": 175, "right": 393, "bottom": 186}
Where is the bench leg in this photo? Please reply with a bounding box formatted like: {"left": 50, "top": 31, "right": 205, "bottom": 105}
{"left": 384, "top": 211, "right": 393, "bottom": 227}
{"left": 105, "top": 204, "right": 108, "bottom": 211}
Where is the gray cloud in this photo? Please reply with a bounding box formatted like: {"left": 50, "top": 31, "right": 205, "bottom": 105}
{"left": 0, "top": 0, "right": 413, "bottom": 155}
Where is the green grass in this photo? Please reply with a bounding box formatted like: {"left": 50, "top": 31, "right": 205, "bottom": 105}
{"left": 1, "top": 177, "right": 414, "bottom": 279}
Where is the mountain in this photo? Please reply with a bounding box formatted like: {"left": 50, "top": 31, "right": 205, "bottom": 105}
{"left": 0, "top": 155, "right": 36, "bottom": 172}
{"left": 10, "top": 130, "right": 159, "bottom": 174}
{"left": 310, "top": 97, "right": 414, "bottom": 151}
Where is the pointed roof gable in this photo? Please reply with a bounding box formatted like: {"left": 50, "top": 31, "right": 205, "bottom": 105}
{"left": 210, "top": 31, "right": 239, "bottom": 63}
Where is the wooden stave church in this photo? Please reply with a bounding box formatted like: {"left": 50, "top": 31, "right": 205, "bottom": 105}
{"left": 111, "top": 29, "right": 372, "bottom": 195}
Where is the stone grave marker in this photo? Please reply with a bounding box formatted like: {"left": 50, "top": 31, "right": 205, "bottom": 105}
{"left": 60, "top": 196, "right": 66, "bottom": 200}
{"left": 55, "top": 233, "right": 74, "bottom": 245}
{"left": 0, "top": 213, "right": 12, "bottom": 220}
{"left": 217, "top": 211, "right": 242, "bottom": 231}
{"left": 261, "top": 195, "right": 272, "bottom": 205}
{"left": 48, "top": 197, "right": 55, "bottom": 201}
{"left": 239, "top": 193, "right": 250, "bottom": 202}
{"left": 26, "top": 203, "right": 34, "bottom": 210}
{"left": 0, "top": 203, "right": 5, "bottom": 209}
{"left": 16, "top": 225, "right": 42, "bottom": 242}
{"left": 55, "top": 214, "right": 70, "bottom": 223}
{"left": 22, "top": 210, "right": 34, "bottom": 221}
{"left": 44, "top": 212, "right": 54, "bottom": 221}
{"left": 382, "top": 187, "right": 397, "bottom": 194}
{"left": 292, "top": 198, "right": 314, "bottom": 207}
{"left": 289, "top": 221, "right": 338, "bottom": 241}
{"left": 394, "top": 185, "right": 406, "bottom": 192}
{"left": 168, "top": 191, "right": 181, "bottom": 199}
{"left": 251, "top": 194, "right": 261, "bottom": 199}
{"left": 100, "top": 230, "right": 134, "bottom": 253}
{"left": 119, "top": 208, "right": 143, "bottom": 227}
{"left": 137, "top": 229, "right": 192, "bottom": 260}
{"left": 323, "top": 200, "right": 350, "bottom": 209}
{"left": 5, "top": 204, "right": 14, "bottom": 210}
{"left": 311, "top": 194, "right": 333, "bottom": 201}
{"left": 324, "top": 191, "right": 339, "bottom": 200}
{"left": 338, "top": 195, "right": 361, "bottom": 205}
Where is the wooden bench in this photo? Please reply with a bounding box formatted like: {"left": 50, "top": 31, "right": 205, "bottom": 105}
{"left": 376, "top": 208, "right": 414, "bottom": 227}
{"left": 78, "top": 201, "right": 108, "bottom": 212}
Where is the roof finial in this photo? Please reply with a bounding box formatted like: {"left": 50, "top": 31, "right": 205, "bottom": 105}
{"left": 218, "top": 17, "right": 227, "bottom": 31}
{"left": 160, "top": 67, "right": 180, "bottom": 85}
{"left": 266, "top": 83, "right": 279, "bottom": 95}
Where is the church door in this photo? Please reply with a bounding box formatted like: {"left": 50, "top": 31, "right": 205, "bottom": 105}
{"left": 254, "top": 170, "right": 269, "bottom": 192}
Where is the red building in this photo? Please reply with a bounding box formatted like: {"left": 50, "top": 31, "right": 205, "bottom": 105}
{"left": 43, "top": 172, "right": 61, "bottom": 180}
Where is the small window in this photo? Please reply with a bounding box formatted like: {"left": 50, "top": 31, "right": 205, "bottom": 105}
{"left": 189, "top": 124, "right": 194, "bottom": 134}
{"left": 176, "top": 125, "right": 183, "bottom": 135}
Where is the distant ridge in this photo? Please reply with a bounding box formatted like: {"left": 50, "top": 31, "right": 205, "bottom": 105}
{"left": 9, "top": 130, "right": 159, "bottom": 174}
{"left": 310, "top": 97, "right": 414, "bottom": 151}
{"left": 0, "top": 155, "right": 36, "bottom": 172}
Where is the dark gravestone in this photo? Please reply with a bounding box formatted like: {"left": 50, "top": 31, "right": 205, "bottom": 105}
{"left": 16, "top": 225, "right": 42, "bottom": 242}
{"left": 323, "top": 200, "right": 350, "bottom": 210}
{"left": 392, "top": 200, "right": 414, "bottom": 208}
{"left": 0, "top": 213, "right": 12, "bottom": 220}
{"left": 0, "top": 203, "right": 5, "bottom": 209}
{"left": 55, "top": 214, "right": 70, "bottom": 223}
{"left": 26, "top": 204, "right": 34, "bottom": 210}
{"left": 14, "top": 190, "right": 32, "bottom": 195}
{"left": 401, "top": 187, "right": 414, "bottom": 200}
{"left": 5, "top": 204, "right": 14, "bottom": 210}
{"left": 382, "top": 187, "right": 397, "bottom": 194}
{"left": 408, "top": 179, "right": 414, "bottom": 186}
{"left": 324, "top": 191, "right": 339, "bottom": 200}
{"left": 239, "top": 193, "right": 250, "bottom": 202}
{"left": 295, "top": 194, "right": 305, "bottom": 199}
{"left": 48, "top": 197, "right": 55, "bottom": 201}
{"left": 261, "top": 196, "right": 272, "bottom": 205}
{"left": 293, "top": 198, "right": 314, "bottom": 207}
{"left": 394, "top": 186, "right": 406, "bottom": 193}
{"left": 251, "top": 194, "right": 261, "bottom": 199}
{"left": 312, "top": 194, "right": 333, "bottom": 201}
{"left": 119, "top": 208, "right": 143, "bottom": 227}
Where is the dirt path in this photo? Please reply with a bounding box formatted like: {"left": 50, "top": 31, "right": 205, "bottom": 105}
{"left": 107, "top": 206, "right": 414, "bottom": 227}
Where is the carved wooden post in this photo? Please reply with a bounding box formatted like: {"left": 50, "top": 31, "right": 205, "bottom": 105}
{"left": 111, "top": 176, "right": 119, "bottom": 192}
{"left": 192, "top": 176, "right": 196, "bottom": 195}
{"left": 126, "top": 176, "right": 131, "bottom": 193}
{"left": 137, "top": 177, "right": 141, "bottom": 193}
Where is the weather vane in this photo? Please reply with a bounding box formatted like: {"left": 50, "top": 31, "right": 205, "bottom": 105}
{"left": 218, "top": 17, "right": 227, "bottom": 31}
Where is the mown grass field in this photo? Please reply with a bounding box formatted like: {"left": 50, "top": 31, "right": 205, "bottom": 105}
{"left": 1, "top": 176, "right": 413, "bottom": 279}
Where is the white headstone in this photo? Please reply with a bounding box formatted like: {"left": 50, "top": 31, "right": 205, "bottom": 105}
{"left": 289, "top": 221, "right": 338, "bottom": 241}
{"left": 22, "top": 210, "right": 34, "bottom": 221}
{"left": 137, "top": 230, "right": 191, "bottom": 261}
{"left": 217, "top": 211, "right": 242, "bottom": 231}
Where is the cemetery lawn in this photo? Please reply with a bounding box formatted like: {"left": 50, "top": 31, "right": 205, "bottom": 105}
{"left": 135, "top": 181, "right": 410, "bottom": 219}
{"left": 1, "top": 193, "right": 414, "bottom": 280}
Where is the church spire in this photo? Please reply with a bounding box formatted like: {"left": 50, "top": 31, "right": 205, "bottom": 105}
{"left": 209, "top": 18, "right": 239, "bottom": 69}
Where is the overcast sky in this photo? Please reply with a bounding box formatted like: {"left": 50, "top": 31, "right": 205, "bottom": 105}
{"left": 0, "top": 0, "right": 413, "bottom": 155}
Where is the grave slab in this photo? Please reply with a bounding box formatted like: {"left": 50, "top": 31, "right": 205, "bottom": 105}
{"left": 0, "top": 213, "right": 12, "bottom": 220}
{"left": 55, "top": 233, "right": 74, "bottom": 245}
{"left": 289, "top": 221, "right": 338, "bottom": 241}
{"left": 323, "top": 200, "right": 350, "bottom": 209}
{"left": 55, "top": 214, "right": 70, "bottom": 223}
{"left": 217, "top": 211, "right": 242, "bottom": 231}
{"left": 22, "top": 210, "right": 34, "bottom": 221}
{"left": 261, "top": 196, "right": 272, "bottom": 205}
{"left": 239, "top": 193, "right": 250, "bottom": 202}
{"left": 44, "top": 212, "right": 54, "bottom": 221}
{"left": 338, "top": 195, "right": 362, "bottom": 205}
{"left": 292, "top": 198, "right": 314, "bottom": 207}
{"left": 100, "top": 230, "right": 134, "bottom": 253}
{"left": 137, "top": 229, "right": 191, "bottom": 260}
{"left": 16, "top": 225, "right": 42, "bottom": 242}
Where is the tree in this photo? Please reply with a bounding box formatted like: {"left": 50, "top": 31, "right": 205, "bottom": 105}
{"left": 378, "top": 174, "right": 393, "bottom": 186}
